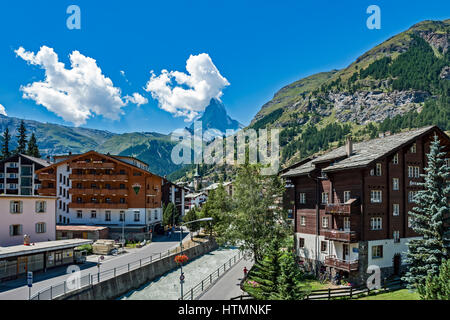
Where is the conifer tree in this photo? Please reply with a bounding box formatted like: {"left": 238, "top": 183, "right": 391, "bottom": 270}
{"left": 271, "top": 249, "right": 309, "bottom": 300}
{"left": 27, "top": 133, "right": 40, "bottom": 158}
{"left": 418, "top": 259, "right": 450, "bottom": 300}
{"left": 247, "top": 237, "right": 282, "bottom": 299}
{"left": 16, "top": 120, "right": 27, "bottom": 154}
{"left": 1, "top": 127, "right": 11, "bottom": 159}
{"left": 403, "top": 135, "right": 450, "bottom": 288}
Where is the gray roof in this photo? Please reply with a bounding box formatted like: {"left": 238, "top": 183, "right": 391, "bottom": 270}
{"left": 281, "top": 126, "right": 437, "bottom": 177}
{"left": 21, "top": 154, "right": 52, "bottom": 168}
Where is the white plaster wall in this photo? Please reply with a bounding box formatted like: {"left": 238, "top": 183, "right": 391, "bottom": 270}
{"left": 368, "top": 237, "right": 420, "bottom": 268}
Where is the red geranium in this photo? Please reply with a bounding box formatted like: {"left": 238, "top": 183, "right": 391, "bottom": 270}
{"left": 175, "top": 254, "right": 189, "bottom": 264}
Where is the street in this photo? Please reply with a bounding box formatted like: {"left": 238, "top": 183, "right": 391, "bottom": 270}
{"left": 199, "top": 255, "right": 254, "bottom": 300}
{"left": 0, "top": 231, "right": 188, "bottom": 300}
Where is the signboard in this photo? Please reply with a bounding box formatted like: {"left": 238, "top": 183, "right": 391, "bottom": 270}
{"left": 27, "top": 272, "right": 33, "bottom": 288}
{"left": 132, "top": 183, "right": 141, "bottom": 195}
{"left": 353, "top": 248, "right": 359, "bottom": 253}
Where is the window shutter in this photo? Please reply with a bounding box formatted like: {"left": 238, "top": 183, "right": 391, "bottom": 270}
{"left": 9, "top": 225, "right": 13, "bottom": 236}
{"left": 43, "top": 223, "right": 46, "bottom": 233}
{"left": 35, "top": 201, "right": 39, "bottom": 213}
{"left": 380, "top": 246, "right": 383, "bottom": 258}
{"left": 35, "top": 223, "right": 38, "bottom": 233}
{"left": 19, "top": 225, "right": 23, "bottom": 235}
{"left": 44, "top": 201, "right": 47, "bottom": 212}
{"left": 19, "top": 201, "right": 23, "bottom": 213}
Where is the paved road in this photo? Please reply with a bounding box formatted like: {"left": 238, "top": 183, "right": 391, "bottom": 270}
{"left": 199, "top": 256, "right": 254, "bottom": 300}
{"left": 0, "top": 231, "right": 188, "bottom": 300}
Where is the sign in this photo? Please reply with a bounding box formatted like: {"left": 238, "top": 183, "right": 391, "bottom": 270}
{"left": 132, "top": 183, "right": 141, "bottom": 195}
{"left": 353, "top": 248, "right": 359, "bottom": 253}
{"left": 180, "top": 274, "right": 185, "bottom": 282}
{"left": 27, "top": 272, "right": 33, "bottom": 288}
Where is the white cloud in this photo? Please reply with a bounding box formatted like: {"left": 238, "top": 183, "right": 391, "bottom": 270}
{"left": 15, "top": 46, "right": 144, "bottom": 126}
{"left": 145, "top": 53, "right": 230, "bottom": 122}
{"left": 125, "top": 93, "right": 148, "bottom": 106}
{"left": 0, "top": 104, "right": 7, "bottom": 116}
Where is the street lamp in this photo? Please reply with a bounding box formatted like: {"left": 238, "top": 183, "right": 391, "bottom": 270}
{"left": 178, "top": 217, "right": 213, "bottom": 300}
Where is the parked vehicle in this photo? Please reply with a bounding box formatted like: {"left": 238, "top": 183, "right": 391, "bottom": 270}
{"left": 74, "top": 249, "right": 87, "bottom": 264}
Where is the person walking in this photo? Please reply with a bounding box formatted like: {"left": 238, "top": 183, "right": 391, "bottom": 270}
{"left": 243, "top": 267, "right": 248, "bottom": 278}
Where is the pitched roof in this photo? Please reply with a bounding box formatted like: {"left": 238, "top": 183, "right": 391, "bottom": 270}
{"left": 281, "top": 126, "right": 442, "bottom": 178}
{"left": 21, "top": 154, "right": 52, "bottom": 167}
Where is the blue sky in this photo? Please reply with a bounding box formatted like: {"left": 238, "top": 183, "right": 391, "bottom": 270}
{"left": 0, "top": 0, "right": 448, "bottom": 134}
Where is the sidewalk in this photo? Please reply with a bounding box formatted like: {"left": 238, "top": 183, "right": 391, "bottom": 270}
{"left": 199, "top": 257, "right": 254, "bottom": 300}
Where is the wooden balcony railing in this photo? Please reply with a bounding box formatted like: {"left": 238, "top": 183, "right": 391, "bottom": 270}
{"left": 324, "top": 256, "right": 359, "bottom": 271}
{"left": 68, "top": 203, "right": 128, "bottom": 209}
{"left": 325, "top": 199, "right": 360, "bottom": 216}
{"left": 70, "top": 162, "right": 115, "bottom": 169}
{"left": 322, "top": 230, "right": 359, "bottom": 242}
{"left": 38, "top": 173, "right": 56, "bottom": 181}
{"left": 38, "top": 188, "right": 57, "bottom": 196}
{"left": 69, "top": 174, "right": 128, "bottom": 181}
{"left": 69, "top": 188, "right": 128, "bottom": 196}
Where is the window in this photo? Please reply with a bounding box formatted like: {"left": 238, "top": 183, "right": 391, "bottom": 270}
{"left": 67, "top": 165, "right": 70, "bottom": 172}
{"left": 77, "top": 183, "right": 82, "bottom": 189}
{"left": 392, "top": 178, "right": 399, "bottom": 191}
{"left": 105, "top": 211, "right": 111, "bottom": 222}
{"left": 393, "top": 231, "right": 400, "bottom": 243}
{"left": 344, "top": 217, "right": 351, "bottom": 230}
{"left": 76, "top": 197, "right": 82, "bottom": 204}
{"left": 133, "top": 171, "right": 142, "bottom": 176}
{"left": 300, "top": 216, "right": 306, "bottom": 226}
{"left": 299, "top": 193, "right": 306, "bottom": 204}
{"left": 408, "top": 191, "right": 418, "bottom": 203}
{"left": 298, "top": 238, "right": 305, "bottom": 248}
{"left": 35, "top": 201, "right": 46, "bottom": 213}
{"left": 120, "top": 198, "right": 126, "bottom": 204}
{"left": 91, "top": 210, "right": 97, "bottom": 219}
{"left": 119, "top": 211, "right": 125, "bottom": 222}
{"left": 445, "top": 158, "right": 450, "bottom": 168}
{"left": 59, "top": 174, "right": 62, "bottom": 182}
{"left": 63, "top": 203, "right": 66, "bottom": 211}
{"left": 322, "top": 217, "right": 329, "bottom": 228}
{"left": 120, "top": 184, "right": 126, "bottom": 190}
{"left": 59, "top": 186, "right": 62, "bottom": 195}
{"left": 134, "top": 211, "right": 140, "bottom": 222}
{"left": 8, "top": 184, "right": 18, "bottom": 190}
{"left": 10, "top": 201, "right": 23, "bottom": 214}
{"left": 320, "top": 241, "right": 328, "bottom": 253}
{"left": 8, "top": 173, "right": 17, "bottom": 179}
{"left": 408, "top": 166, "right": 420, "bottom": 178}
{"left": 63, "top": 176, "right": 66, "bottom": 185}
{"left": 393, "top": 153, "right": 399, "bottom": 165}
{"left": 370, "top": 217, "right": 383, "bottom": 230}
{"left": 370, "top": 190, "right": 382, "bottom": 203}
{"left": 9, "top": 224, "right": 22, "bottom": 236}
{"left": 35, "top": 223, "right": 46, "bottom": 234}
{"left": 77, "top": 210, "right": 82, "bottom": 219}
{"left": 393, "top": 204, "right": 400, "bottom": 216}
{"left": 372, "top": 245, "right": 383, "bottom": 259}
{"left": 375, "top": 163, "right": 382, "bottom": 176}
{"left": 321, "top": 192, "right": 329, "bottom": 204}
{"left": 343, "top": 191, "right": 351, "bottom": 203}
{"left": 410, "top": 143, "right": 417, "bottom": 153}
{"left": 154, "top": 210, "right": 158, "bottom": 220}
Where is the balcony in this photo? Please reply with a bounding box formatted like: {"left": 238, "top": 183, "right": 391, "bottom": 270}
{"left": 322, "top": 229, "right": 359, "bottom": 242}
{"left": 70, "top": 162, "right": 115, "bottom": 169}
{"left": 68, "top": 202, "right": 128, "bottom": 209}
{"left": 69, "top": 174, "right": 128, "bottom": 182}
{"left": 69, "top": 188, "right": 128, "bottom": 196}
{"left": 38, "top": 173, "right": 56, "bottom": 181}
{"left": 324, "top": 256, "right": 359, "bottom": 272}
{"left": 325, "top": 199, "right": 359, "bottom": 216}
{"left": 38, "top": 188, "right": 57, "bottom": 196}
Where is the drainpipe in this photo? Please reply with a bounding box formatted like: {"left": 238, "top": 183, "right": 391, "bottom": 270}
{"left": 308, "top": 172, "right": 321, "bottom": 276}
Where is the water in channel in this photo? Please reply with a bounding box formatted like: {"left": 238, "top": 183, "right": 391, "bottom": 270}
{"left": 120, "top": 247, "right": 239, "bottom": 300}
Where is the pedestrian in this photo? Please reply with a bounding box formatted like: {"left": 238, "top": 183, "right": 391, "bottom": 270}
{"left": 243, "top": 266, "right": 248, "bottom": 278}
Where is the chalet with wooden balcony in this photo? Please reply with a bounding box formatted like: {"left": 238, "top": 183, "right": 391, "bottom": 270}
{"left": 281, "top": 126, "right": 450, "bottom": 285}
{"left": 35, "top": 151, "right": 166, "bottom": 240}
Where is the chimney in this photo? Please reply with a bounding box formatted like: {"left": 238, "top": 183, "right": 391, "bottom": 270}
{"left": 346, "top": 136, "right": 353, "bottom": 157}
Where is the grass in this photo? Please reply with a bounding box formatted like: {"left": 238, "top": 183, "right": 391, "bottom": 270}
{"left": 357, "top": 289, "right": 420, "bottom": 300}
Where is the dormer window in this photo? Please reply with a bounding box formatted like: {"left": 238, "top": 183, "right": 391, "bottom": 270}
{"left": 410, "top": 143, "right": 417, "bottom": 153}
{"left": 375, "top": 163, "right": 382, "bottom": 176}
{"left": 393, "top": 153, "right": 399, "bottom": 165}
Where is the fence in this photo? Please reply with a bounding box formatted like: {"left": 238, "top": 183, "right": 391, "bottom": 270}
{"left": 30, "top": 241, "right": 200, "bottom": 300}
{"left": 305, "top": 279, "right": 404, "bottom": 300}
{"left": 181, "top": 251, "right": 243, "bottom": 300}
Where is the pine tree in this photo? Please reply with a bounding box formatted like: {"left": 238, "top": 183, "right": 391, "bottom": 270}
{"left": 247, "top": 238, "right": 282, "bottom": 299}
{"left": 27, "top": 133, "right": 40, "bottom": 158}
{"left": 183, "top": 207, "right": 200, "bottom": 237}
{"left": 1, "top": 127, "right": 11, "bottom": 160}
{"left": 403, "top": 135, "right": 450, "bottom": 289}
{"left": 418, "top": 259, "right": 450, "bottom": 300}
{"left": 16, "top": 120, "right": 27, "bottom": 154}
{"left": 271, "top": 249, "right": 309, "bottom": 300}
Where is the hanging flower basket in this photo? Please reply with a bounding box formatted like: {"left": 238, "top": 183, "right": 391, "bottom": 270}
{"left": 174, "top": 254, "right": 189, "bottom": 265}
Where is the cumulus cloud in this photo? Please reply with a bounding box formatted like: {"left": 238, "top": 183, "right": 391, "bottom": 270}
{"left": 125, "top": 93, "right": 148, "bottom": 106}
{"left": 15, "top": 46, "right": 144, "bottom": 126}
{"left": 145, "top": 53, "right": 230, "bottom": 122}
{"left": 0, "top": 104, "right": 7, "bottom": 116}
